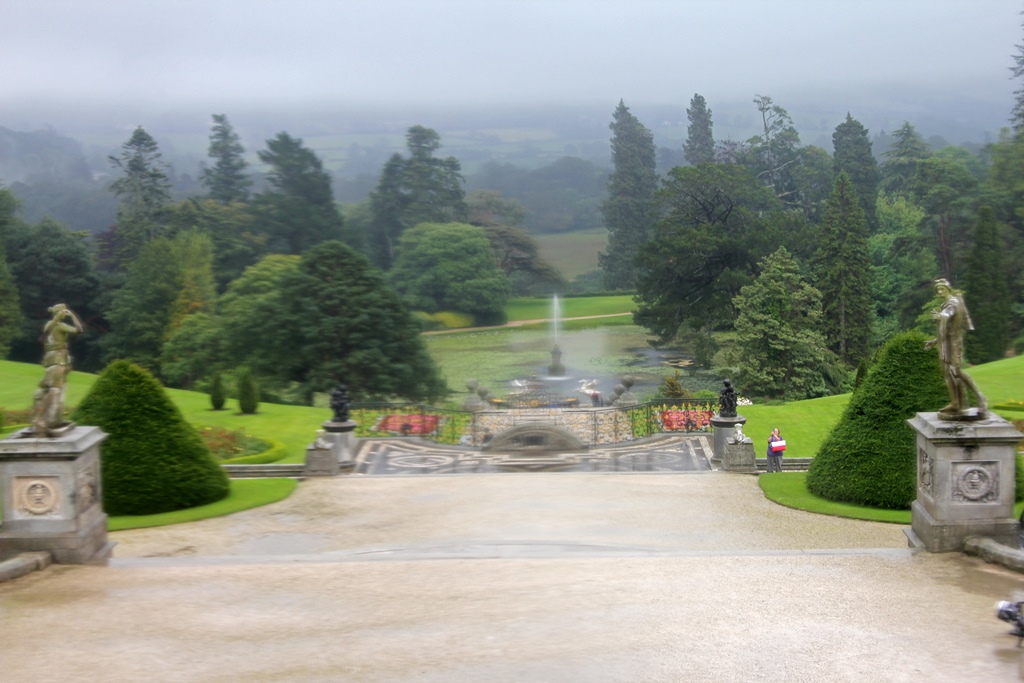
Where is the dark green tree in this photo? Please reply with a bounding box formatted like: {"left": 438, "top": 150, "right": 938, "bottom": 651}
{"left": 879, "top": 122, "right": 930, "bottom": 195}
{"left": 598, "top": 100, "right": 658, "bottom": 290}
{"left": 745, "top": 95, "right": 802, "bottom": 206}
{"left": 813, "top": 171, "right": 874, "bottom": 366}
{"left": 634, "top": 163, "right": 780, "bottom": 343}
{"left": 912, "top": 155, "right": 978, "bottom": 282}
{"left": 72, "top": 360, "right": 229, "bottom": 516}
{"left": 367, "top": 127, "right": 467, "bottom": 270}
{"left": 389, "top": 222, "right": 510, "bottom": 323}
{"left": 733, "top": 247, "right": 840, "bottom": 400}
{"left": 832, "top": 113, "right": 879, "bottom": 230}
{"left": 201, "top": 114, "right": 252, "bottom": 203}
{"left": 964, "top": 206, "right": 1011, "bottom": 363}
{"left": 266, "top": 241, "right": 447, "bottom": 401}
{"left": 683, "top": 93, "right": 715, "bottom": 166}
{"left": 108, "top": 126, "right": 172, "bottom": 263}
{"left": 0, "top": 238, "right": 22, "bottom": 358}
{"left": 237, "top": 367, "right": 260, "bottom": 414}
{"left": 254, "top": 132, "right": 345, "bottom": 254}
{"left": 165, "top": 198, "right": 266, "bottom": 292}
{"left": 806, "top": 331, "right": 948, "bottom": 509}
{"left": 210, "top": 371, "right": 226, "bottom": 410}
{"left": 790, "top": 145, "right": 834, "bottom": 222}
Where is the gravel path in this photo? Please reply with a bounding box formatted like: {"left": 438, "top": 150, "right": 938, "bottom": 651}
{"left": 2, "top": 472, "right": 1023, "bottom": 682}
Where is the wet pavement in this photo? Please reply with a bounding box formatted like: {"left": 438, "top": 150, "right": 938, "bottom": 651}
{"left": 2, "top": 472, "right": 1024, "bottom": 681}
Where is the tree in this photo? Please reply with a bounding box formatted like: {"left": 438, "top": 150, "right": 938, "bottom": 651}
{"left": 480, "top": 224, "right": 564, "bottom": 295}
{"left": 683, "top": 93, "right": 715, "bottom": 166}
{"left": 806, "top": 331, "right": 948, "bottom": 509}
{"left": 266, "top": 241, "right": 446, "bottom": 401}
{"left": 165, "top": 198, "right": 266, "bottom": 292}
{"left": 746, "top": 95, "right": 802, "bottom": 205}
{"left": 1010, "top": 13, "right": 1024, "bottom": 134}
{"left": 0, "top": 238, "right": 22, "bottom": 358}
{"left": 790, "top": 145, "right": 834, "bottom": 222}
{"left": 209, "top": 371, "right": 226, "bottom": 410}
{"left": 633, "top": 163, "right": 780, "bottom": 343}
{"left": 201, "top": 114, "right": 252, "bottom": 203}
{"left": 599, "top": 100, "right": 658, "bottom": 290}
{"left": 108, "top": 126, "right": 172, "bottom": 263}
{"left": 390, "top": 222, "right": 510, "bottom": 323}
{"left": 732, "top": 247, "right": 841, "bottom": 401}
{"left": 813, "top": 171, "right": 874, "bottom": 366}
{"left": 368, "top": 126, "right": 467, "bottom": 270}
{"left": 72, "top": 360, "right": 229, "bottom": 516}
{"left": 879, "top": 122, "right": 930, "bottom": 195}
{"left": 832, "top": 113, "right": 879, "bottom": 230}
{"left": 254, "top": 132, "right": 345, "bottom": 254}
{"left": 237, "top": 367, "right": 260, "bottom": 414}
{"left": 964, "top": 206, "right": 1011, "bottom": 363}
{"left": 912, "top": 155, "right": 978, "bottom": 282}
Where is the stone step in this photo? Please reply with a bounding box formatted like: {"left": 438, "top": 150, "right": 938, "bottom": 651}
{"left": 222, "top": 464, "right": 307, "bottom": 479}
{"left": 753, "top": 458, "right": 812, "bottom": 471}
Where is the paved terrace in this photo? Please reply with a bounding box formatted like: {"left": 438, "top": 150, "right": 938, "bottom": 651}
{"left": 2, "top": 471, "right": 1023, "bottom": 681}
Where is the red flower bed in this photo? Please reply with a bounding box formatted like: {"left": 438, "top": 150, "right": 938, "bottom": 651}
{"left": 660, "top": 409, "right": 714, "bottom": 431}
{"left": 375, "top": 414, "right": 440, "bottom": 435}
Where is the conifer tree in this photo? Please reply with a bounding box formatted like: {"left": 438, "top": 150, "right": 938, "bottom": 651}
{"left": 599, "top": 100, "right": 657, "bottom": 290}
{"left": 964, "top": 206, "right": 1011, "bottom": 363}
{"left": 683, "top": 93, "right": 715, "bottom": 165}
{"left": 0, "top": 239, "right": 22, "bottom": 358}
{"left": 201, "top": 114, "right": 251, "bottom": 203}
{"left": 879, "top": 121, "right": 930, "bottom": 195}
{"left": 209, "top": 371, "right": 226, "bottom": 411}
{"left": 832, "top": 113, "right": 879, "bottom": 229}
{"left": 813, "top": 171, "right": 873, "bottom": 366}
{"left": 108, "top": 126, "right": 172, "bottom": 264}
{"left": 237, "top": 367, "right": 260, "bottom": 414}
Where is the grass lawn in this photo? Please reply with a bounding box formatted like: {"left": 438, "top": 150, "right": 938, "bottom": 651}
{"left": 505, "top": 294, "right": 635, "bottom": 322}
{"left": 108, "top": 478, "right": 298, "bottom": 531}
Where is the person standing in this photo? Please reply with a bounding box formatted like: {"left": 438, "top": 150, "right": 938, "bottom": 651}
{"left": 766, "top": 428, "right": 784, "bottom": 473}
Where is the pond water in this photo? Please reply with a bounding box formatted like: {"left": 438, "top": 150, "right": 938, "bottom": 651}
{"left": 426, "top": 325, "right": 721, "bottom": 402}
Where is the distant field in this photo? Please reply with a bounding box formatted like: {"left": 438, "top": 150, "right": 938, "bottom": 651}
{"left": 505, "top": 295, "right": 634, "bottom": 322}
{"left": 533, "top": 228, "right": 607, "bottom": 280}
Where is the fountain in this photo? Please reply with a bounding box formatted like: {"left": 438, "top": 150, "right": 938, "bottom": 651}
{"left": 548, "top": 294, "right": 565, "bottom": 377}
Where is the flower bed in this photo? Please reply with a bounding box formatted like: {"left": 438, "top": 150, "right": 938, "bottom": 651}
{"left": 659, "top": 409, "right": 714, "bottom": 431}
{"left": 373, "top": 414, "right": 440, "bottom": 435}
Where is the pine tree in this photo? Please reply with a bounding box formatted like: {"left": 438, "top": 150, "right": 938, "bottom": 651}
{"left": 599, "top": 100, "right": 657, "bottom": 290}
{"left": 813, "top": 171, "right": 874, "bottom": 366}
{"left": 72, "top": 360, "right": 229, "bottom": 516}
{"left": 832, "top": 113, "right": 879, "bottom": 230}
{"left": 201, "top": 114, "right": 251, "bottom": 203}
{"left": 683, "top": 93, "right": 714, "bottom": 165}
{"left": 879, "top": 122, "right": 930, "bottom": 195}
{"left": 964, "top": 206, "right": 1011, "bottom": 363}
{"left": 109, "top": 126, "right": 172, "bottom": 263}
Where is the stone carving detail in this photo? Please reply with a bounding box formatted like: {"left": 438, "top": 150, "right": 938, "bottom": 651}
{"left": 951, "top": 461, "right": 998, "bottom": 503}
{"left": 918, "top": 447, "right": 933, "bottom": 496}
{"left": 15, "top": 477, "right": 62, "bottom": 517}
{"left": 77, "top": 465, "right": 98, "bottom": 511}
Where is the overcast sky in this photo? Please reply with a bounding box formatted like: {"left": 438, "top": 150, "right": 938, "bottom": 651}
{"left": 4, "top": 0, "right": 1022, "bottom": 111}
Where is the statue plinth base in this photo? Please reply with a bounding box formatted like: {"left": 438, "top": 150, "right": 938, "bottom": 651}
{"left": 0, "top": 426, "right": 114, "bottom": 564}
{"left": 908, "top": 412, "right": 1021, "bottom": 552}
{"left": 722, "top": 437, "right": 758, "bottom": 473}
{"left": 710, "top": 414, "right": 745, "bottom": 464}
{"left": 303, "top": 420, "right": 358, "bottom": 476}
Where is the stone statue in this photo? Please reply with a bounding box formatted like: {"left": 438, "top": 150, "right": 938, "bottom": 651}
{"left": 329, "top": 383, "right": 351, "bottom": 423}
{"left": 924, "top": 279, "right": 987, "bottom": 419}
{"left": 733, "top": 423, "right": 745, "bottom": 442}
{"left": 30, "top": 304, "right": 82, "bottom": 437}
{"left": 718, "top": 379, "right": 738, "bottom": 418}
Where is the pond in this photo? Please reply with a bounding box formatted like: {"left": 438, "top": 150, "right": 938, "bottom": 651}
{"left": 425, "top": 324, "right": 721, "bottom": 404}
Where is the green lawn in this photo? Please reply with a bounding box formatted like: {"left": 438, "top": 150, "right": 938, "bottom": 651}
{"left": 505, "top": 294, "right": 635, "bottom": 322}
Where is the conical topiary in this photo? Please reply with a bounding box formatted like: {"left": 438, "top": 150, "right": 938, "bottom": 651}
{"left": 210, "top": 372, "right": 226, "bottom": 411}
{"left": 72, "top": 360, "right": 230, "bottom": 516}
{"left": 805, "top": 331, "right": 949, "bottom": 509}
{"left": 237, "top": 367, "right": 260, "bottom": 415}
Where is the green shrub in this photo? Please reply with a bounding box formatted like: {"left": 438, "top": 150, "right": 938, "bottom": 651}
{"left": 72, "top": 360, "right": 230, "bottom": 516}
{"left": 210, "top": 372, "right": 226, "bottom": 411}
{"left": 806, "top": 331, "right": 949, "bottom": 509}
{"left": 221, "top": 439, "right": 288, "bottom": 465}
{"left": 430, "top": 311, "right": 474, "bottom": 329}
{"left": 237, "top": 368, "right": 260, "bottom": 415}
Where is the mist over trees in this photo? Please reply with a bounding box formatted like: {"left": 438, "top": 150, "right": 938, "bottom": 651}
{"left": 4, "top": 40, "right": 1024, "bottom": 405}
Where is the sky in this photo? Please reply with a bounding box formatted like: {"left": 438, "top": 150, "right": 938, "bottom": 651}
{"left": 4, "top": 0, "right": 1022, "bottom": 113}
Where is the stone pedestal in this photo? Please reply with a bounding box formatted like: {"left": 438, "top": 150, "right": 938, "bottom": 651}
{"left": 710, "top": 414, "right": 745, "bottom": 464}
{"left": 908, "top": 412, "right": 1022, "bottom": 552}
{"left": 304, "top": 420, "right": 358, "bottom": 476}
{"left": 723, "top": 437, "right": 758, "bottom": 473}
{"left": 0, "top": 426, "right": 113, "bottom": 564}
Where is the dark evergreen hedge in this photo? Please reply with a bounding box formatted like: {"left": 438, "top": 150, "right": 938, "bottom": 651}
{"left": 73, "top": 360, "right": 230, "bottom": 516}
{"left": 237, "top": 367, "right": 259, "bottom": 415}
{"left": 210, "top": 372, "right": 226, "bottom": 411}
{"left": 805, "top": 331, "right": 948, "bottom": 509}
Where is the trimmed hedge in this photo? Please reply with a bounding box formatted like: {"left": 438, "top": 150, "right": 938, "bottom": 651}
{"left": 72, "top": 360, "right": 230, "bottom": 516}
{"left": 237, "top": 367, "right": 260, "bottom": 415}
{"left": 806, "top": 331, "right": 949, "bottom": 509}
{"left": 210, "top": 372, "right": 226, "bottom": 411}
{"left": 220, "top": 438, "right": 288, "bottom": 465}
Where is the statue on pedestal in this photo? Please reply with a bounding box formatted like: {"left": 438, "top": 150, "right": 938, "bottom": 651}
{"left": 718, "top": 379, "right": 738, "bottom": 418}
{"left": 30, "top": 304, "right": 82, "bottom": 437}
{"left": 924, "top": 279, "right": 987, "bottom": 420}
{"left": 329, "top": 383, "right": 351, "bottom": 423}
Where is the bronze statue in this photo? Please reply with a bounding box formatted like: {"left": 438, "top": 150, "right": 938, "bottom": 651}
{"left": 924, "top": 279, "right": 987, "bottom": 419}
{"left": 30, "top": 304, "right": 82, "bottom": 436}
{"left": 329, "top": 384, "right": 351, "bottom": 423}
{"left": 718, "top": 379, "right": 738, "bottom": 418}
